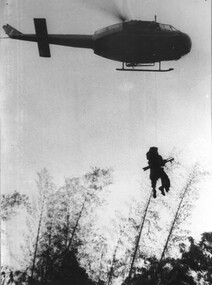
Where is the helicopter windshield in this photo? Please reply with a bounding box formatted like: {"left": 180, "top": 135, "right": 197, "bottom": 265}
{"left": 94, "top": 23, "right": 122, "bottom": 38}
{"left": 159, "top": 24, "right": 179, "bottom": 32}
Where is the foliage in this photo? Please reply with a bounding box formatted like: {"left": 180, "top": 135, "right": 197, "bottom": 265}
{"left": 22, "top": 167, "right": 113, "bottom": 285}
{"left": 2, "top": 161, "right": 210, "bottom": 285}
{"left": 123, "top": 232, "right": 212, "bottom": 285}
{"left": 153, "top": 162, "right": 208, "bottom": 265}
{"left": 1, "top": 190, "right": 30, "bottom": 221}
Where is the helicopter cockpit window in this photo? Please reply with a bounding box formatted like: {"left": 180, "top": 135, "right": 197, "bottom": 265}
{"left": 170, "top": 26, "right": 179, "bottom": 31}
{"left": 159, "top": 24, "right": 173, "bottom": 31}
{"left": 95, "top": 23, "right": 122, "bottom": 37}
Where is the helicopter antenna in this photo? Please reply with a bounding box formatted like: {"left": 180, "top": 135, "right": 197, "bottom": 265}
{"left": 154, "top": 15, "right": 157, "bottom": 22}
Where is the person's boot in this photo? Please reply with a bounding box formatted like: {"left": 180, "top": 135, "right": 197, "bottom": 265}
{"left": 165, "top": 187, "right": 170, "bottom": 192}
{"left": 159, "top": 186, "right": 165, "bottom": 196}
{"left": 153, "top": 189, "right": 157, "bottom": 198}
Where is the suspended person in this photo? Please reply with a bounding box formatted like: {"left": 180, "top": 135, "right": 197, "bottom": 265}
{"left": 143, "top": 147, "right": 173, "bottom": 198}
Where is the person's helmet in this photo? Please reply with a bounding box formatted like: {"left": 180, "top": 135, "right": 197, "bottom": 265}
{"left": 149, "top": 147, "right": 158, "bottom": 153}
{"left": 146, "top": 147, "right": 158, "bottom": 159}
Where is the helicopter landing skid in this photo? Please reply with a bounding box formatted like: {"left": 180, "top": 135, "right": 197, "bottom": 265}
{"left": 116, "top": 68, "right": 174, "bottom": 72}
{"left": 116, "top": 62, "right": 174, "bottom": 72}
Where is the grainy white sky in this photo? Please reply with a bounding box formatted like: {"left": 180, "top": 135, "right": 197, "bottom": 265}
{"left": 1, "top": 0, "right": 211, "bottom": 264}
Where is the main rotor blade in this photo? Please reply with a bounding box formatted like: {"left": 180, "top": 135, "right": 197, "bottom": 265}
{"left": 79, "top": 0, "right": 129, "bottom": 22}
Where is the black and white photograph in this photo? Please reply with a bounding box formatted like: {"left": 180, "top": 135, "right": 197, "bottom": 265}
{"left": 1, "top": 0, "right": 211, "bottom": 284}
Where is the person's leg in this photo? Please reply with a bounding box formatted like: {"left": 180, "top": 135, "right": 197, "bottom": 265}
{"left": 152, "top": 181, "right": 157, "bottom": 198}
{"left": 159, "top": 185, "right": 165, "bottom": 196}
{"left": 161, "top": 170, "right": 170, "bottom": 192}
{"left": 150, "top": 172, "right": 157, "bottom": 198}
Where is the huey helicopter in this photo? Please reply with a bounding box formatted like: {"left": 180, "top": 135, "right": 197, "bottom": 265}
{"left": 3, "top": 14, "right": 191, "bottom": 72}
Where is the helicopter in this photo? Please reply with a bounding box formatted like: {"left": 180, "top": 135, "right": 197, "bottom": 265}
{"left": 3, "top": 16, "right": 191, "bottom": 72}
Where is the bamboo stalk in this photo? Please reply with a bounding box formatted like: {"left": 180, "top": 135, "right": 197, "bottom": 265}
{"left": 66, "top": 198, "right": 87, "bottom": 253}
{"left": 127, "top": 191, "right": 152, "bottom": 280}
{"left": 107, "top": 238, "right": 121, "bottom": 285}
{"left": 159, "top": 171, "right": 195, "bottom": 263}
{"left": 31, "top": 196, "right": 45, "bottom": 279}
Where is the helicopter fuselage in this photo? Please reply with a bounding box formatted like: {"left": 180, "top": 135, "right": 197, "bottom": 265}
{"left": 93, "top": 21, "right": 191, "bottom": 64}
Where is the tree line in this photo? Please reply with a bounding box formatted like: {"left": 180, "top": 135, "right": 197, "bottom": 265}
{"left": 1, "top": 163, "right": 212, "bottom": 285}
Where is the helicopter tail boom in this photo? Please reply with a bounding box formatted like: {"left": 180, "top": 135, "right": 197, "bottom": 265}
{"left": 3, "top": 19, "right": 94, "bottom": 57}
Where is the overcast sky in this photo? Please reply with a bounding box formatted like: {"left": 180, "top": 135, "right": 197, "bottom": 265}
{"left": 1, "top": 0, "right": 211, "bottom": 248}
